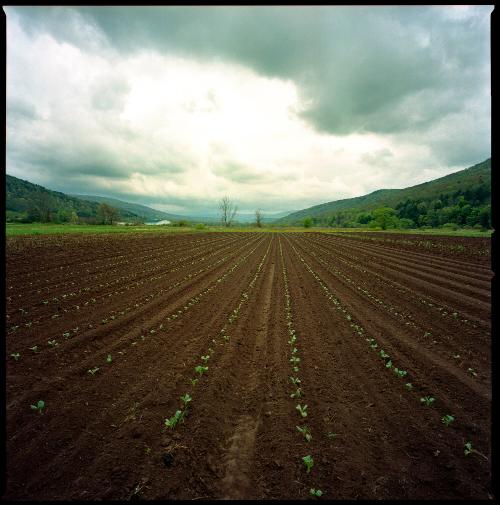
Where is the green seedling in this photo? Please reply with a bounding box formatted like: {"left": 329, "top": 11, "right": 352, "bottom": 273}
{"left": 441, "top": 414, "right": 455, "bottom": 426}
{"left": 290, "top": 356, "right": 300, "bottom": 365}
{"left": 288, "top": 336, "right": 297, "bottom": 345}
{"left": 327, "top": 432, "right": 338, "bottom": 439}
{"left": 296, "top": 425, "right": 312, "bottom": 442}
{"left": 379, "top": 350, "right": 390, "bottom": 359}
{"left": 290, "top": 377, "right": 301, "bottom": 386}
{"left": 190, "top": 378, "right": 199, "bottom": 386}
{"left": 370, "top": 342, "right": 378, "bottom": 350}
{"left": 453, "top": 354, "right": 461, "bottom": 359}
{"left": 302, "top": 455, "right": 314, "bottom": 473}
{"left": 201, "top": 355, "right": 210, "bottom": 363}
{"left": 424, "top": 331, "right": 432, "bottom": 338}
{"left": 11, "top": 352, "right": 20, "bottom": 361}
{"left": 180, "top": 393, "right": 192, "bottom": 408}
{"left": 164, "top": 410, "right": 184, "bottom": 429}
{"left": 195, "top": 365, "right": 208, "bottom": 376}
{"left": 310, "top": 488, "right": 323, "bottom": 497}
{"left": 464, "top": 441, "right": 473, "bottom": 456}
{"left": 223, "top": 335, "right": 230, "bottom": 342}
{"left": 291, "top": 388, "right": 302, "bottom": 399}
{"left": 420, "top": 396, "right": 435, "bottom": 406}
{"left": 106, "top": 355, "right": 112, "bottom": 363}
{"left": 393, "top": 368, "right": 407, "bottom": 378}
{"left": 405, "top": 383, "right": 413, "bottom": 390}
{"left": 63, "top": 332, "right": 71, "bottom": 339}
{"left": 467, "top": 368, "right": 477, "bottom": 377}
{"left": 87, "top": 367, "right": 99, "bottom": 375}
{"left": 296, "top": 404, "right": 308, "bottom": 417}
{"left": 385, "top": 360, "right": 393, "bottom": 369}
{"left": 293, "top": 366, "right": 300, "bottom": 373}
{"left": 29, "top": 345, "right": 39, "bottom": 353}
{"left": 30, "top": 400, "right": 45, "bottom": 414}
{"left": 291, "top": 347, "right": 298, "bottom": 354}
{"left": 47, "top": 339, "right": 58, "bottom": 347}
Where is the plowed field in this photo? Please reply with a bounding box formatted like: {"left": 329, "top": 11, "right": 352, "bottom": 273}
{"left": 4, "top": 231, "right": 492, "bottom": 500}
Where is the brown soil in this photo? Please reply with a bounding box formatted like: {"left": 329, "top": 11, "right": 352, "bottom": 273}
{"left": 3, "top": 231, "right": 492, "bottom": 500}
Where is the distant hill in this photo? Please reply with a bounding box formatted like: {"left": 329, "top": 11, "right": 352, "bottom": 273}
{"left": 71, "top": 194, "right": 186, "bottom": 222}
{"left": 6, "top": 175, "right": 140, "bottom": 223}
{"left": 277, "top": 158, "right": 491, "bottom": 227}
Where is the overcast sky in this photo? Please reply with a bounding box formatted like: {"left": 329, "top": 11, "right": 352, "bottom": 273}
{"left": 5, "top": 5, "right": 492, "bottom": 216}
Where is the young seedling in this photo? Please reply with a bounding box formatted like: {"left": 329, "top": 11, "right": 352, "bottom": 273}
{"left": 467, "top": 368, "right": 477, "bottom": 377}
{"left": 189, "top": 378, "right": 199, "bottom": 386}
{"left": 164, "top": 410, "right": 184, "bottom": 429}
{"left": 293, "top": 366, "right": 300, "bottom": 373}
{"left": 296, "top": 404, "right": 308, "bottom": 418}
{"left": 405, "top": 383, "right": 413, "bottom": 390}
{"left": 370, "top": 342, "right": 378, "bottom": 350}
{"left": 106, "top": 355, "right": 112, "bottom": 363}
{"left": 195, "top": 365, "right": 208, "bottom": 376}
{"left": 87, "top": 367, "right": 100, "bottom": 375}
{"left": 291, "top": 388, "right": 302, "bottom": 399}
{"left": 223, "top": 335, "right": 230, "bottom": 342}
{"left": 47, "top": 339, "right": 58, "bottom": 348}
{"left": 29, "top": 346, "right": 39, "bottom": 353}
{"left": 201, "top": 355, "right": 210, "bottom": 364}
{"left": 441, "top": 415, "right": 455, "bottom": 426}
{"left": 464, "top": 441, "right": 473, "bottom": 456}
{"left": 296, "top": 425, "right": 312, "bottom": 442}
{"left": 379, "top": 349, "right": 390, "bottom": 359}
{"left": 394, "top": 368, "right": 407, "bottom": 378}
{"left": 385, "top": 360, "right": 393, "bottom": 369}
{"left": 180, "top": 393, "right": 192, "bottom": 408}
{"left": 302, "top": 455, "right": 314, "bottom": 473}
{"left": 290, "top": 356, "right": 300, "bottom": 365}
{"left": 11, "top": 352, "right": 20, "bottom": 361}
{"left": 310, "top": 488, "right": 323, "bottom": 497}
{"left": 290, "top": 377, "right": 301, "bottom": 386}
{"left": 420, "top": 396, "right": 435, "bottom": 406}
{"left": 30, "top": 400, "right": 45, "bottom": 414}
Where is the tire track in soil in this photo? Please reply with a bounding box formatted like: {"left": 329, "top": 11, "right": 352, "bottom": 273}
{"left": 280, "top": 236, "right": 491, "bottom": 500}
{"left": 4, "top": 237, "right": 270, "bottom": 500}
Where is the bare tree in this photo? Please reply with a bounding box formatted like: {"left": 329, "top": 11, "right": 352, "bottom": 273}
{"left": 219, "top": 196, "right": 237, "bottom": 227}
{"left": 255, "top": 209, "right": 263, "bottom": 228}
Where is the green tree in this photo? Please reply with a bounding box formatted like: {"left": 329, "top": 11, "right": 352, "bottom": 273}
{"left": 303, "top": 216, "right": 313, "bottom": 228}
{"left": 372, "top": 207, "right": 396, "bottom": 230}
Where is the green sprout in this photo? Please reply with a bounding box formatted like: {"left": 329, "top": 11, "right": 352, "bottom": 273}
{"left": 201, "top": 355, "right": 210, "bottom": 363}
{"left": 464, "top": 441, "right": 473, "bottom": 456}
{"left": 296, "top": 425, "right": 312, "bottom": 442}
{"left": 30, "top": 400, "right": 45, "bottom": 414}
{"left": 29, "top": 346, "right": 39, "bottom": 353}
{"left": 87, "top": 367, "right": 100, "bottom": 375}
{"left": 106, "top": 354, "right": 112, "bottom": 363}
{"left": 302, "top": 455, "right": 314, "bottom": 473}
{"left": 223, "top": 335, "right": 230, "bottom": 342}
{"left": 195, "top": 365, "right": 208, "bottom": 376}
{"left": 370, "top": 342, "right": 378, "bottom": 350}
{"left": 441, "top": 415, "right": 455, "bottom": 426}
{"left": 164, "top": 410, "right": 184, "bottom": 429}
{"left": 405, "top": 383, "right": 413, "bottom": 390}
{"left": 385, "top": 360, "right": 393, "bottom": 369}
{"left": 420, "top": 396, "right": 435, "bottom": 406}
{"left": 11, "top": 352, "right": 20, "bottom": 361}
{"left": 310, "top": 488, "right": 323, "bottom": 497}
{"left": 180, "top": 393, "right": 192, "bottom": 408}
{"left": 190, "top": 378, "right": 198, "bottom": 386}
{"left": 290, "top": 377, "right": 301, "bottom": 386}
{"left": 47, "top": 339, "right": 58, "bottom": 347}
{"left": 291, "top": 388, "right": 302, "bottom": 399}
{"left": 467, "top": 368, "right": 477, "bottom": 377}
{"left": 296, "top": 404, "right": 308, "bottom": 417}
{"left": 290, "top": 356, "right": 300, "bottom": 365}
{"left": 379, "top": 349, "right": 390, "bottom": 359}
{"left": 393, "top": 368, "right": 407, "bottom": 378}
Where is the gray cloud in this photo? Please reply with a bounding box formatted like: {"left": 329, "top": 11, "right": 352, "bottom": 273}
{"left": 5, "top": 5, "right": 492, "bottom": 213}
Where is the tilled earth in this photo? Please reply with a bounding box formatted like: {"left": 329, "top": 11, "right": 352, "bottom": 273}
{"left": 4, "top": 231, "right": 492, "bottom": 500}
